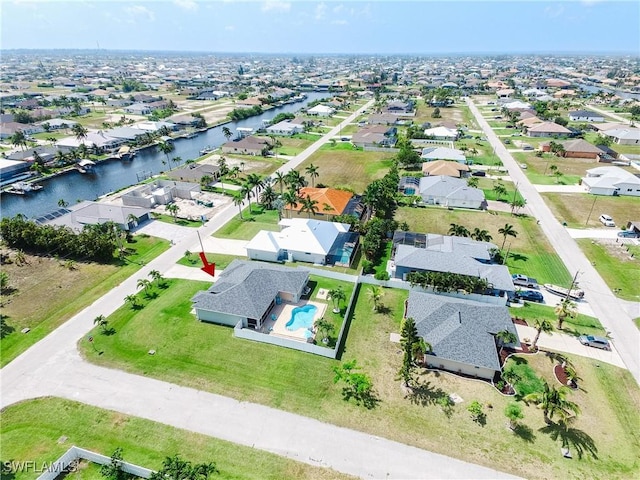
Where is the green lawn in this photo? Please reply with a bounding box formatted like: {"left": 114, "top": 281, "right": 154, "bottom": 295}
{"left": 0, "top": 235, "right": 170, "bottom": 367}
{"left": 153, "top": 213, "right": 204, "bottom": 227}
{"left": 177, "top": 252, "right": 241, "bottom": 269}
{"left": 512, "top": 152, "right": 593, "bottom": 186}
{"left": 542, "top": 193, "right": 640, "bottom": 229}
{"left": 395, "top": 206, "right": 572, "bottom": 285}
{"left": 0, "top": 398, "right": 351, "bottom": 480}
{"left": 477, "top": 177, "right": 526, "bottom": 203}
{"left": 510, "top": 302, "right": 606, "bottom": 337}
{"left": 214, "top": 205, "right": 280, "bottom": 240}
{"left": 576, "top": 239, "right": 640, "bottom": 301}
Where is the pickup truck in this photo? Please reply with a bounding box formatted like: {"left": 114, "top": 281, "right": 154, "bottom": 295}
{"left": 512, "top": 274, "right": 539, "bottom": 288}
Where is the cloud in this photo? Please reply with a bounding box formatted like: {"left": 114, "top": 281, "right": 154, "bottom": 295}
{"left": 544, "top": 4, "right": 565, "bottom": 19}
{"left": 315, "top": 2, "right": 327, "bottom": 20}
{"left": 333, "top": 4, "right": 344, "bottom": 14}
{"left": 124, "top": 5, "right": 156, "bottom": 22}
{"left": 173, "top": 0, "right": 198, "bottom": 11}
{"left": 225, "top": 25, "right": 235, "bottom": 31}
{"left": 261, "top": 1, "right": 291, "bottom": 13}
{"left": 331, "top": 19, "right": 348, "bottom": 26}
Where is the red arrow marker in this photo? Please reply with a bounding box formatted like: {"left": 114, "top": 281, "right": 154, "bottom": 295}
{"left": 199, "top": 252, "right": 215, "bottom": 277}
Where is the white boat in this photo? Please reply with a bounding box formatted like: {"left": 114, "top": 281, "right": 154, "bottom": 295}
{"left": 6, "top": 181, "right": 44, "bottom": 195}
{"left": 199, "top": 146, "right": 215, "bottom": 156}
{"left": 77, "top": 159, "right": 96, "bottom": 174}
{"left": 543, "top": 284, "right": 585, "bottom": 300}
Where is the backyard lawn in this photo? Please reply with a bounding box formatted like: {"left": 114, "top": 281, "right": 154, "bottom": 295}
{"left": 0, "top": 235, "right": 170, "bottom": 367}
{"left": 177, "top": 252, "right": 241, "bottom": 269}
{"left": 79, "top": 282, "right": 640, "bottom": 480}
{"left": 213, "top": 205, "right": 280, "bottom": 240}
{"left": 541, "top": 192, "right": 640, "bottom": 229}
{"left": 576, "top": 239, "right": 640, "bottom": 301}
{"left": 510, "top": 302, "right": 606, "bottom": 338}
{"left": 0, "top": 398, "right": 351, "bottom": 480}
{"left": 394, "top": 206, "right": 572, "bottom": 285}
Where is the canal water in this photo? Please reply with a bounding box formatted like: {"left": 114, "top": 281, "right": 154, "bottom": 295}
{"left": 1, "top": 92, "right": 328, "bottom": 219}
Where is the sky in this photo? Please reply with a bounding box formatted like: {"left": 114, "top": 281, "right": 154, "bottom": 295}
{"left": 1, "top": 0, "right": 639, "bottom": 54}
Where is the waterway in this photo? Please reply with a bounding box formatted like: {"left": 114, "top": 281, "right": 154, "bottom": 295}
{"left": 577, "top": 83, "right": 640, "bottom": 101}
{"left": 0, "top": 92, "right": 328, "bottom": 219}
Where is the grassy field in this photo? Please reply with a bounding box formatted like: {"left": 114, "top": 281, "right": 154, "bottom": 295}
{"left": 541, "top": 192, "right": 640, "bottom": 229}
{"left": 177, "top": 252, "right": 241, "bottom": 269}
{"left": 0, "top": 398, "right": 352, "bottom": 480}
{"left": 512, "top": 152, "right": 585, "bottom": 185}
{"left": 394, "top": 206, "right": 572, "bottom": 285}
{"left": 295, "top": 147, "right": 395, "bottom": 193}
{"left": 153, "top": 213, "right": 203, "bottom": 227}
{"left": 275, "top": 134, "right": 317, "bottom": 156}
{"left": 79, "top": 282, "right": 640, "bottom": 479}
{"left": 0, "top": 235, "right": 170, "bottom": 367}
{"left": 510, "top": 302, "right": 606, "bottom": 337}
{"left": 213, "top": 205, "right": 280, "bottom": 240}
{"left": 576, "top": 239, "right": 640, "bottom": 301}
{"left": 476, "top": 177, "right": 526, "bottom": 203}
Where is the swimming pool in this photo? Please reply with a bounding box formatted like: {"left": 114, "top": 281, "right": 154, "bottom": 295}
{"left": 334, "top": 246, "right": 353, "bottom": 264}
{"left": 286, "top": 304, "right": 318, "bottom": 331}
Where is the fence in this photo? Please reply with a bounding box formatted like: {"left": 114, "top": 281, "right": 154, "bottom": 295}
{"left": 363, "top": 146, "right": 400, "bottom": 153}
{"left": 411, "top": 139, "right": 455, "bottom": 148}
{"left": 37, "top": 446, "right": 153, "bottom": 480}
{"left": 234, "top": 321, "right": 336, "bottom": 358}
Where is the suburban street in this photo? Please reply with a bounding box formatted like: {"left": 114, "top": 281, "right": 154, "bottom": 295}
{"left": 1, "top": 98, "right": 521, "bottom": 479}
{"left": 466, "top": 98, "right": 640, "bottom": 384}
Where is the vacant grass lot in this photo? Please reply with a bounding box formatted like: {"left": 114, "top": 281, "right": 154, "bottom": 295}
{"left": 177, "top": 252, "right": 241, "bottom": 269}
{"left": 296, "top": 148, "right": 394, "bottom": 193}
{"left": 576, "top": 239, "right": 640, "bottom": 301}
{"left": 394, "top": 206, "right": 572, "bottom": 285}
{"left": 80, "top": 283, "right": 640, "bottom": 479}
{"left": 541, "top": 192, "right": 640, "bottom": 229}
{"left": 510, "top": 302, "right": 606, "bottom": 337}
{"left": 0, "top": 235, "right": 169, "bottom": 367}
{"left": 0, "top": 398, "right": 351, "bottom": 480}
{"left": 275, "top": 134, "right": 316, "bottom": 156}
{"left": 476, "top": 177, "right": 526, "bottom": 203}
{"left": 214, "top": 205, "right": 280, "bottom": 240}
{"left": 512, "top": 152, "right": 585, "bottom": 185}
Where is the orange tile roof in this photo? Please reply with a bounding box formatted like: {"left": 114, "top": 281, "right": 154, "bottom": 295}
{"left": 285, "top": 187, "right": 353, "bottom": 216}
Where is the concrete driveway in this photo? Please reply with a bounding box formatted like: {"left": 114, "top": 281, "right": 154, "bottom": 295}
{"left": 566, "top": 228, "right": 624, "bottom": 239}
{"left": 533, "top": 184, "right": 587, "bottom": 193}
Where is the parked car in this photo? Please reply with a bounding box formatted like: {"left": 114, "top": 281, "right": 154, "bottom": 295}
{"left": 578, "top": 335, "right": 610, "bottom": 350}
{"left": 617, "top": 230, "right": 640, "bottom": 238}
{"left": 599, "top": 214, "right": 615, "bottom": 227}
{"left": 471, "top": 170, "right": 486, "bottom": 177}
{"left": 512, "top": 274, "right": 539, "bottom": 288}
{"left": 520, "top": 163, "right": 527, "bottom": 169}
{"left": 515, "top": 290, "right": 544, "bottom": 303}
{"left": 522, "top": 143, "right": 533, "bottom": 151}
{"left": 504, "top": 139, "right": 511, "bottom": 144}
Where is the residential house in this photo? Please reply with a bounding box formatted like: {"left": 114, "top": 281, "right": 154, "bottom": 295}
{"left": 421, "top": 146, "right": 466, "bottom": 163}
{"left": 56, "top": 131, "right": 125, "bottom": 152}
{"left": 405, "top": 291, "right": 519, "bottom": 380}
{"left": 221, "top": 136, "right": 271, "bottom": 156}
{"left": 284, "top": 187, "right": 366, "bottom": 220}
{"left": 307, "top": 105, "right": 335, "bottom": 117}
{"left": 351, "top": 125, "right": 397, "bottom": 148}
{"left": 382, "top": 100, "right": 415, "bottom": 116}
{"left": 568, "top": 110, "right": 605, "bottom": 122}
{"left": 166, "top": 163, "right": 220, "bottom": 183}
{"left": 526, "top": 121, "right": 572, "bottom": 138}
{"left": 38, "top": 118, "right": 78, "bottom": 130}
{"left": 266, "top": 120, "right": 303, "bottom": 136}
{"left": 423, "top": 126, "right": 458, "bottom": 141}
{"left": 582, "top": 166, "right": 640, "bottom": 196}
{"left": 0, "top": 122, "right": 44, "bottom": 139}
{"left": 124, "top": 103, "right": 152, "bottom": 115}
{"left": 409, "top": 175, "right": 486, "bottom": 209}
{"left": 496, "top": 88, "right": 515, "bottom": 99}
{"left": 105, "top": 126, "right": 148, "bottom": 142}
{"left": 38, "top": 201, "right": 151, "bottom": 232}
{"left": 191, "top": 259, "right": 309, "bottom": 330}
{"left": 601, "top": 127, "right": 640, "bottom": 145}
{"left": 540, "top": 139, "right": 604, "bottom": 159}
{"left": 422, "top": 160, "right": 470, "bottom": 178}
{"left": 368, "top": 113, "right": 398, "bottom": 125}
{"left": 246, "top": 218, "right": 352, "bottom": 265}
{"left": 121, "top": 179, "right": 201, "bottom": 208}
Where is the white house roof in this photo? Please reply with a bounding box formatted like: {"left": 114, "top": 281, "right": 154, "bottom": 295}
{"left": 421, "top": 147, "right": 466, "bottom": 162}
{"left": 307, "top": 105, "right": 335, "bottom": 115}
{"left": 502, "top": 100, "right": 532, "bottom": 110}
{"left": 424, "top": 126, "right": 458, "bottom": 138}
{"left": 57, "top": 131, "right": 121, "bottom": 148}
{"left": 246, "top": 219, "right": 349, "bottom": 256}
{"left": 583, "top": 166, "right": 640, "bottom": 190}
{"left": 604, "top": 128, "right": 640, "bottom": 141}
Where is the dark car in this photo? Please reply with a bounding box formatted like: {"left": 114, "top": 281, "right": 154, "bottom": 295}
{"left": 515, "top": 290, "right": 544, "bottom": 303}
{"left": 471, "top": 170, "right": 486, "bottom": 177}
{"left": 617, "top": 230, "right": 640, "bottom": 238}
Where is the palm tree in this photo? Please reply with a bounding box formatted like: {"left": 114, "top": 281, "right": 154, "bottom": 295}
{"left": 524, "top": 380, "right": 580, "bottom": 424}
{"left": 531, "top": 318, "right": 553, "bottom": 351}
{"left": 554, "top": 299, "right": 577, "bottom": 330}
{"left": 149, "top": 269, "right": 164, "bottom": 286}
{"left": 300, "top": 195, "right": 319, "bottom": 218}
{"left": 493, "top": 182, "right": 508, "bottom": 201}
{"left": 314, "top": 317, "right": 334, "bottom": 344}
{"left": 124, "top": 294, "right": 140, "bottom": 309}
{"left": 498, "top": 223, "right": 518, "bottom": 250}
{"left": 327, "top": 286, "right": 346, "bottom": 313}
{"left": 10, "top": 131, "right": 28, "bottom": 151}
{"left": 467, "top": 176, "right": 479, "bottom": 188}
{"left": 260, "top": 184, "right": 277, "bottom": 209}
{"left": 286, "top": 170, "right": 306, "bottom": 192}
{"left": 274, "top": 171, "right": 286, "bottom": 195}
{"left": 367, "top": 285, "right": 384, "bottom": 312}
{"left": 72, "top": 123, "right": 88, "bottom": 143}
{"left": 137, "top": 278, "right": 152, "bottom": 295}
{"left": 222, "top": 126, "right": 232, "bottom": 142}
{"left": 166, "top": 203, "right": 180, "bottom": 222}
{"left": 448, "top": 223, "right": 470, "bottom": 237}
{"left": 240, "top": 182, "right": 254, "bottom": 213}
{"left": 470, "top": 228, "right": 492, "bottom": 242}
{"left": 58, "top": 198, "right": 69, "bottom": 208}
{"left": 495, "top": 329, "right": 518, "bottom": 357}
{"left": 232, "top": 194, "right": 244, "bottom": 219}
{"left": 93, "top": 314, "right": 108, "bottom": 333}
{"left": 246, "top": 173, "right": 264, "bottom": 193}
{"left": 305, "top": 163, "right": 319, "bottom": 187}
{"left": 282, "top": 190, "right": 299, "bottom": 218}
{"left": 158, "top": 140, "right": 175, "bottom": 165}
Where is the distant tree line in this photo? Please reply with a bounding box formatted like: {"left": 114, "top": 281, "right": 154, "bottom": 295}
{"left": 228, "top": 105, "right": 263, "bottom": 121}
{"left": 407, "top": 271, "right": 491, "bottom": 294}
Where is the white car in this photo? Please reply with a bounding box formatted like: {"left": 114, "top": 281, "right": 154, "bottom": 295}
{"left": 519, "top": 163, "right": 527, "bottom": 169}
{"left": 599, "top": 214, "right": 615, "bottom": 227}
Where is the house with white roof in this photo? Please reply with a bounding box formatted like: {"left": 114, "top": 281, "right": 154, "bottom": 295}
{"left": 421, "top": 146, "right": 466, "bottom": 163}
{"left": 582, "top": 166, "right": 640, "bottom": 197}
{"left": 424, "top": 126, "right": 458, "bottom": 141}
{"left": 246, "top": 218, "right": 350, "bottom": 265}
{"left": 602, "top": 127, "right": 640, "bottom": 146}
{"left": 568, "top": 110, "right": 604, "bottom": 122}
{"left": 266, "top": 120, "right": 303, "bottom": 136}
{"left": 57, "top": 131, "right": 125, "bottom": 151}
{"left": 307, "top": 105, "right": 335, "bottom": 117}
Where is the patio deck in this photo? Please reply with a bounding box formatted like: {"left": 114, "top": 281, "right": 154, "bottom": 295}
{"left": 261, "top": 300, "right": 327, "bottom": 342}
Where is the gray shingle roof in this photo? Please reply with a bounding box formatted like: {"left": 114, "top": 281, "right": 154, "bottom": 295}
{"left": 394, "top": 244, "right": 515, "bottom": 292}
{"left": 418, "top": 176, "right": 485, "bottom": 203}
{"left": 191, "top": 260, "right": 309, "bottom": 320}
{"left": 406, "top": 291, "right": 518, "bottom": 371}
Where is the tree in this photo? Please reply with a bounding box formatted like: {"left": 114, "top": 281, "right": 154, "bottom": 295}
{"left": 282, "top": 189, "right": 299, "bottom": 218}
{"left": 93, "top": 314, "right": 109, "bottom": 333}
{"left": 158, "top": 140, "right": 175, "bottom": 165}
{"left": 149, "top": 269, "right": 165, "bottom": 287}
{"left": 216, "top": 156, "right": 229, "bottom": 177}
{"left": 495, "top": 329, "right": 517, "bottom": 357}
{"left": 510, "top": 197, "right": 526, "bottom": 215}
{"left": 124, "top": 294, "right": 140, "bottom": 309}
{"left": 200, "top": 175, "right": 214, "bottom": 188}
{"left": 504, "top": 402, "right": 524, "bottom": 430}
{"left": 333, "top": 359, "right": 376, "bottom": 408}
{"left": 222, "top": 126, "right": 232, "bottom": 142}
{"left": 327, "top": 286, "right": 346, "bottom": 313}
{"left": 72, "top": 123, "right": 88, "bottom": 143}
{"left": 467, "top": 176, "right": 479, "bottom": 188}
{"left": 300, "top": 194, "right": 319, "bottom": 218}
{"left": 10, "top": 130, "right": 28, "bottom": 150}
{"left": 149, "top": 455, "right": 218, "bottom": 480}
{"left": 467, "top": 400, "right": 486, "bottom": 425}
{"left": 137, "top": 278, "right": 152, "bottom": 295}
{"left": 498, "top": 223, "right": 518, "bottom": 250}
{"left": 58, "top": 198, "right": 69, "bottom": 208}
{"left": 314, "top": 317, "right": 334, "bottom": 344}
{"left": 274, "top": 171, "right": 286, "bottom": 195}
{"left": 432, "top": 107, "right": 441, "bottom": 118}
{"left": 166, "top": 203, "right": 180, "bottom": 222}
{"left": 554, "top": 298, "right": 577, "bottom": 330}
{"left": 493, "top": 182, "right": 508, "bottom": 201}
{"left": 305, "top": 163, "right": 319, "bottom": 187}
{"left": 233, "top": 194, "right": 244, "bottom": 219}
{"left": 366, "top": 285, "right": 384, "bottom": 312}
{"left": 259, "top": 184, "right": 277, "bottom": 209}
{"left": 240, "top": 183, "right": 254, "bottom": 214}
{"left": 398, "top": 317, "right": 423, "bottom": 387}
{"left": 524, "top": 380, "right": 580, "bottom": 424}
{"left": 100, "top": 447, "right": 135, "bottom": 480}
{"left": 448, "top": 223, "right": 470, "bottom": 237}
{"left": 470, "top": 228, "right": 492, "bottom": 242}
{"left": 531, "top": 318, "right": 553, "bottom": 350}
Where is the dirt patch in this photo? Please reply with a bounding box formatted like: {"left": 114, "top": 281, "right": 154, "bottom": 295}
{"left": 594, "top": 239, "right": 638, "bottom": 262}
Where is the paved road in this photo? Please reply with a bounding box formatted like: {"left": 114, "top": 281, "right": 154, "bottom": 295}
{"left": 467, "top": 98, "right": 640, "bottom": 384}
{"left": 3, "top": 98, "right": 519, "bottom": 479}
{"left": 586, "top": 104, "right": 631, "bottom": 124}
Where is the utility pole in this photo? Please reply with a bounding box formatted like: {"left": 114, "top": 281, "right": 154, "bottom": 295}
{"left": 564, "top": 270, "right": 581, "bottom": 302}
{"left": 585, "top": 196, "right": 597, "bottom": 226}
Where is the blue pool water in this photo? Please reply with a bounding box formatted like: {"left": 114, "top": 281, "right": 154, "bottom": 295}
{"left": 286, "top": 304, "right": 318, "bottom": 331}
{"left": 335, "top": 246, "right": 353, "bottom": 264}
